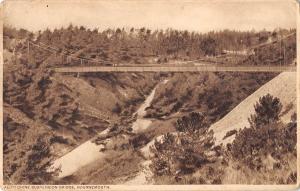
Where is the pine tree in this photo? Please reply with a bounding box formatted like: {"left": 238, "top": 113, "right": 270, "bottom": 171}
{"left": 248, "top": 94, "right": 282, "bottom": 128}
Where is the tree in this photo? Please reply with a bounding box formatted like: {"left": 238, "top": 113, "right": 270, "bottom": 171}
{"left": 199, "top": 37, "right": 218, "bottom": 56}
{"left": 175, "top": 112, "right": 208, "bottom": 134}
{"left": 150, "top": 113, "right": 216, "bottom": 180}
{"left": 112, "top": 102, "right": 122, "bottom": 114}
{"left": 231, "top": 113, "right": 297, "bottom": 171}
{"left": 248, "top": 94, "right": 282, "bottom": 128}
{"left": 231, "top": 94, "right": 296, "bottom": 172}
{"left": 20, "top": 136, "right": 59, "bottom": 184}
{"left": 150, "top": 133, "right": 178, "bottom": 176}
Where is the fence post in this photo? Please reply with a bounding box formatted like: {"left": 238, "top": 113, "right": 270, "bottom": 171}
{"left": 27, "top": 40, "right": 30, "bottom": 58}
{"left": 283, "top": 40, "right": 285, "bottom": 66}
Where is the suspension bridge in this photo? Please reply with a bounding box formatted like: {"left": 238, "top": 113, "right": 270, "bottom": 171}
{"left": 27, "top": 33, "right": 297, "bottom": 73}
{"left": 53, "top": 65, "right": 296, "bottom": 73}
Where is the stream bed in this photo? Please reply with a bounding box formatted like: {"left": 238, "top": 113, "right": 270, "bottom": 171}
{"left": 50, "top": 79, "right": 168, "bottom": 178}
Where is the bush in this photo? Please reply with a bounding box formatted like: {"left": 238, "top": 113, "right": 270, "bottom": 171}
{"left": 150, "top": 133, "right": 178, "bottom": 176}
{"left": 231, "top": 118, "right": 297, "bottom": 170}
{"left": 21, "top": 136, "right": 59, "bottom": 184}
{"left": 108, "top": 123, "right": 119, "bottom": 133}
{"left": 223, "top": 129, "right": 237, "bottom": 140}
{"left": 50, "top": 135, "right": 69, "bottom": 144}
{"left": 175, "top": 112, "right": 208, "bottom": 133}
{"left": 112, "top": 103, "right": 122, "bottom": 114}
{"left": 150, "top": 113, "right": 217, "bottom": 180}
{"left": 129, "top": 133, "right": 151, "bottom": 149}
{"left": 231, "top": 95, "right": 296, "bottom": 170}
{"left": 248, "top": 94, "right": 282, "bottom": 128}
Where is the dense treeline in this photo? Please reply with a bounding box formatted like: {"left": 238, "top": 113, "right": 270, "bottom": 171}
{"left": 4, "top": 25, "right": 296, "bottom": 66}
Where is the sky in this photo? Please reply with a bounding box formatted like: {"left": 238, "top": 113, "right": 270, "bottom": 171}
{"left": 3, "top": 0, "right": 298, "bottom": 32}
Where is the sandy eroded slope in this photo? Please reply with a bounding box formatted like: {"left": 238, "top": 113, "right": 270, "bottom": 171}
{"left": 211, "top": 72, "right": 296, "bottom": 145}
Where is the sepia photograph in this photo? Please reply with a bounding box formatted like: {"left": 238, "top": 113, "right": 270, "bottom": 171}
{"left": 1, "top": 0, "right": 299, "bottom": 189}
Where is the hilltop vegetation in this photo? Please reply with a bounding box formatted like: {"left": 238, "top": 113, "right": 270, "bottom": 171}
{"left": 242, "top": 34, "right": 296, "bottom": 66}
{"left": 4, "top": 26, "right": 296, "bottom": 66}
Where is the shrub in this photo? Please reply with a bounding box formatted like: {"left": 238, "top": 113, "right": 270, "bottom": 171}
{"left": 50, "top": 135, "right": 68, "bottom": 144}
{"left": 108, "top": 123, "right": 119, "bottom": 133}
{"left": 112, "top": 103, "right": 122, "bottom": 114}
{"left": 223, "top": 129, "right": 237, "bottom": 140}
{"left": 129, "top": 133, "right": 151, "bottom": 149}
{"left": 150, "top": 113, "right": 217, "bottom": 180}
{"left": 175, "top": 112, "right": 208, "bottom": 133}
{"left": 248, "top": 94, "right": 282, "bottom": 128}
{"left": 231, "top": 96, "right": 296, "bottom": 171}
{"left": 232, "top": 123, "right": 296, "bottom": 172}
{"left": 21, "top": 136, "right": 59, "bottom": 184}
{"left": 150, "top": 133, "right": 176, "bottom": 176}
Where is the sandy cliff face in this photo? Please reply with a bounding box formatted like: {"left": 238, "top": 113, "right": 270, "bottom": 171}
{"left": 211, "top": 72, "right": 297, "bottom": 145}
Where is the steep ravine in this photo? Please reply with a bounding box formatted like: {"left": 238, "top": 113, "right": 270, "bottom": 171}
{"left": 50, "top": 78, "right": 168, "bottom": 179}
{"left": 3, "top": 67, "right": 161, "bottom": 183}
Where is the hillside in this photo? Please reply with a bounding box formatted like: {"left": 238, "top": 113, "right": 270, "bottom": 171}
{"left": 211, "top": 72, "right": 296, "bottom": 145}
{"left": 3, "top": 68, "right": 160, "bottom": 184}
{"left": 3, "top": 34, "right": 161, "bottom": 183}
{"left": 146, "top": 72, "right": 277, "bottom": 124}
{"left": 3, "top": 26, "right": 297, "bottom": 185}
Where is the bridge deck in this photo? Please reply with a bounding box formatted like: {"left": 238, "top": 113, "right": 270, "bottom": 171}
{"left": 53, "top": 65, "right": 296, "bottom": 73}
